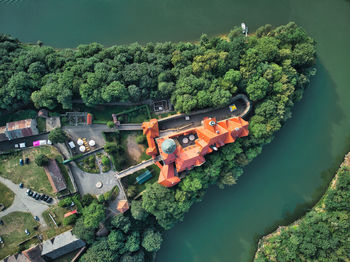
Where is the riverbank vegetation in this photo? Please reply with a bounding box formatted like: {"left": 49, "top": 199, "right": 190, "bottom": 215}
{"left": 254, "top": 153, "right": 350, "bottom": 262}
{"left": 0, "top": 22, "right": 316, "bottom": 261}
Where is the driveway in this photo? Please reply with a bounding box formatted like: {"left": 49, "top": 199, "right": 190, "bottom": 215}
{"left": 0, "top": 176, "right": 51, "bottom": 228}
{"left": 68, "top": 161, "right": 118, "bottom": 196}
{"left": 0, "top": 133, "right": 49, "bottom": 153}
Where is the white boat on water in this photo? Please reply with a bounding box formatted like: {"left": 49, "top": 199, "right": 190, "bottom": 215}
{"left": 241, "top": 22, "right": 248, "bottom": 36}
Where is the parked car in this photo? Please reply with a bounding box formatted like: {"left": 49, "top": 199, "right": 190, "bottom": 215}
{"left": 19, "top": 143, "right": 26, "bottom": 148}
{"left": 43, "top": 195, "right": 49, "bottom": 201}
{"left": 25, "top": 158, "right": 29, "bottom": 164}
{"left": 32, "top": 193, "right": 38, "bottom": 198}
{"left": 40, "top": 195, "right": 45, "bottom": 200}
{"left": 34, "top": 216, "right": 39, "bottom": 221}
{"left": 46, "top": 197, "right": 53, "bottom": 203}
{"left": 47, "top": 140, "right": 52, "bottom": 145}
{"left": 19, "top": 183, "right": 24, "bottom": 188}
{"left": 25, "top": 229, "right": 30, "bottom": 235}
{"left": 19, "top": 159, "right": 24, "bottom": 166}
{"left": 14, "top": 144, "right": 19, "bottom": 148}
{"left": 26, "top": 189, "right": 31, "bottom": 195}
{"left": 0, "top": 220, "right": 3, "bottom": 225}
{"left": 0, "top": 236, "right": 3, "bottom": 243}
{"left": 35, "top": 194, "right": 41, "bottom": 200}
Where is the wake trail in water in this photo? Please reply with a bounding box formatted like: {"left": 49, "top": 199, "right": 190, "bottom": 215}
{"left": 0, "top": 0, "right": 24, "bottom": 5}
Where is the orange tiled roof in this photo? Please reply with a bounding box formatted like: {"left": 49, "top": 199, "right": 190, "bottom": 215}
{"left": 117, "top": 200, "right": 129, "bottom": 213}
{"left": 158, "top": 163, "right": 181, "bottom": 187}
{"left": 143, "top": 116, "right": 249, "bottom": 187}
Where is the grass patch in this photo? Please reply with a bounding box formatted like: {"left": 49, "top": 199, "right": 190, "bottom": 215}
{"left": 0, "top": 212, "right": 40, "bottom": 260}
{"left": 123, "top": 165, "right": 159, "bottom": 197}
{"left": 76, "top": 155, "right": 99, "bottom": 173}
{"left": 0, "top": 182, "right": 15, "bottom": 209}
{"left": 0, "top": 146, "right": 62, "bottom": 196}
{"left": 36, "top": 117, "right": 46, "bottom": 133}
{"left": 42, "top": 206, "right": 72, "bottom": 240}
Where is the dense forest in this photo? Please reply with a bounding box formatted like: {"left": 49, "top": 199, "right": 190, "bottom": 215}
{"left": 255, "top": 153, "right": 350, "bottom": 262}
{"left": 0, "top": 22, "right": 316, "bottom": 261}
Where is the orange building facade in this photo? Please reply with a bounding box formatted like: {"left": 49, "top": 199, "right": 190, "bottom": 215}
{"left": 142, "top": 117, "right": 249, "bottom": 187}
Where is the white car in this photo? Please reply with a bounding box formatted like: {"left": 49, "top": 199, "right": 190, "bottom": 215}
{"left": 19, "top": 143, "right": 26, "bottom": 148}
{"left": 47, "top": 140, "right": 52, "bottom": 145}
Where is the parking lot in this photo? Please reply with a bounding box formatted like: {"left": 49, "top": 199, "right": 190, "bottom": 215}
{"left": 0, "top": 176, "right": 54, "bottom": 228}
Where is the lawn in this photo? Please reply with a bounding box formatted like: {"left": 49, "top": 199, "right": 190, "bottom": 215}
{"left": 0, "top": 182, "right": 15, "bottom": 209}
{"left": 0, "top": 146, "right": 64, "bottom": 195}
{"left": 123, "top": 165, "right": 160, "bottom": 198}
{"left": 42, "top": 206, "right": 72, "bottom": 240}
{"left": 0, "top": 212, "right": 40, "bottom": 260}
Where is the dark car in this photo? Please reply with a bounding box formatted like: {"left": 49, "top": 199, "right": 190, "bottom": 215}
{"left": 35, "top": 194, "right": 41, "bottom": 200}
{"left": 32, "top": 193, "right": 38, "bottom": 198}
{"left": 34, "top": 216, "right": 39, "bottom": 221}
{"left": 0, "top": 220, "right": 3, "bottom": 225}
{"left": 19, "top": 183, "right": 24, "bottom": 188}
{"left": 46, "top": 197, "right": 53, "bottom": 203}
{"left": 26, "top": 189, "right": 32, "bottom": 195}
{"left": 19, "top": 159, "right": 24, "bottom": 166}
{"left": 28, "top": 191, "right": 33, "bottom": 196}
{"left": 43, "top": 195, "right": 49, "bottom": 201}
{"left": 25, "top": 158, "right": 30, "bottom": 164}
{"left": 40, "top": 195, "right": 45, "bottom": 200}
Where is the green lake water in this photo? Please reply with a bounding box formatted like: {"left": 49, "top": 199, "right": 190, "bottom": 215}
{"left": 1, "top": 0, "right": 350, "bottom": 261}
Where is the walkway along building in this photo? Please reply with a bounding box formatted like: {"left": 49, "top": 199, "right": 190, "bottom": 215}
{"left": 142, "top": 116, "right": 249, "bottom": 187}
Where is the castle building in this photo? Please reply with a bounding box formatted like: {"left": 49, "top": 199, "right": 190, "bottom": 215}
{"left": 142, "top": 117, "right": 249, "bottom": 187}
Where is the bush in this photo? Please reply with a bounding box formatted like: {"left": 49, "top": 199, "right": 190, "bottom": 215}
{"left": 82, "top": 194, "right": 95, "bottom": 207}
{"left": 107, "top": 121, "right": 115, "bottom": 128}
{"left": 126, "top": 185, "right": 137, "bottom": 199}
{"left": 35, "top": 154, "right": 49, "bottom": 166}
{"left": 136, "top": 135, "right": 146, "bottom": 144}
{"left": 101, "top": 155, "right": 110, "bottom": 166}
{"left": 98, "top": 194, "right": 105, "bottom": 204}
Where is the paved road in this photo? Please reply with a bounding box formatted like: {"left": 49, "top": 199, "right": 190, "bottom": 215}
{"left": 158, "top": 95, "right": 249, "bottom": 131}
{"left": 0, "top": 133, "right": 49, "bottom": 153}
{"left": 0, "top": 176, "right": 51, "bottom": 228}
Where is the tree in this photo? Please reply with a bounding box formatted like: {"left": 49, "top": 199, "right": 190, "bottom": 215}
{"left": 35, "top": 154, "right": 49, "bottom": 166}
{"left": 125, "top": 231, "right": 140, "bottom": 252}
{"left": 72, "top": 217, "right": 96, "bottom": 244}
{"left": 111, "top": 214, "right": 131, "bottom": 233}
{"left": 102, "top": 81, "right": 129, "bottom": 102}
{"left": 141, "top": 228, "right": 163, "bottom": 252}
{"left": 82, "top": 202, "right": 105, "bottom": 229}
{"left": 246, "top": 77, "right": 270, "bottom": 101}
{"left": 80, "top": 239, "right": 116, "bottom": 262}
{"left": 131, "top": 200, "right": 148, "bottom": 221}
{"left": 48, "top": 128, "right": 67, "bottom": 144}
{"left": 63, "top": 214, "right": 77, "bottom": 226}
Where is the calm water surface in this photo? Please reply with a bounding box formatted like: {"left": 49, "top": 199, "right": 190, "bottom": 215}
{"left": 1, "top": 0, "right": 350, "bottom": 261}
